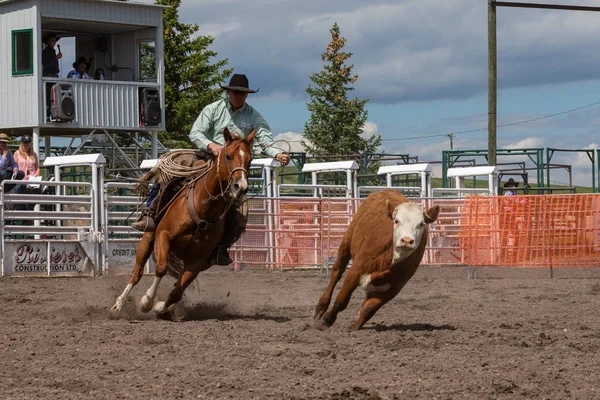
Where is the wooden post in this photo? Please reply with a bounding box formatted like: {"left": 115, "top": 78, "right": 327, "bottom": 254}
{"left": 488, "top": 0, "right": 497, "bottom": 167}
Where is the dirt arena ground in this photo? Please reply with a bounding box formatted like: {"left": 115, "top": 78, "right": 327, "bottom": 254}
{"left": 2, "top": 266, "right": 600, "bottom": 399}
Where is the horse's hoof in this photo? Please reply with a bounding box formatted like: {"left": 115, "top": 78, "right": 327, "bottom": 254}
{"left": 111, "top": 298, "right": 124, "bottom": 313}
{"left": 153, "top": 301, "right": 174, "bottom": 314}
{"left": 140, "top": 295, "right": 154, "bottom": 313}
{"left": 156, "top": 310, "right": 174, "bottom": 321}
{"left": 313, "top": 304, "right": 328, "bottom": 320}
{"left": 314, "top": 318, "right": 332, "bottom": 331}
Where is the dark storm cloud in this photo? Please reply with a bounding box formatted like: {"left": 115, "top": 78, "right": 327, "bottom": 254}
{"left": 138, "top": 0, "right": 600, "bottom": 105}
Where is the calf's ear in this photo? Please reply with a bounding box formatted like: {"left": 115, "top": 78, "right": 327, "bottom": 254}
{"left": 424, "top": 205, "right": 440, "bottom": 224}
{"left": 386, "top": 199, "right": 397, "bottom": 220}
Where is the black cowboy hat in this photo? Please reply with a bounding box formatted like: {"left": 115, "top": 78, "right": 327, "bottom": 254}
{"left": 503, "top": 178, "right": 519, "bottom": 188}
{"left": 219, "top": 74, "right": 259, "bottom": 93}
{"left": 72, "top": 56, "right": 88, "bottom": 70}
{"left": 42, "top": 32, "right": 60, "bottom": 45}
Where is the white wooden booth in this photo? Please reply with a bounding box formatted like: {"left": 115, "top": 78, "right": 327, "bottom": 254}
{"left": 0, "top": 0, "right": 166, "bottom": 159}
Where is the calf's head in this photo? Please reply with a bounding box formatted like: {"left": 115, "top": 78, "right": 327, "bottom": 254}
{"left": 387, "top": 201, "right": 440, "bottom": 263}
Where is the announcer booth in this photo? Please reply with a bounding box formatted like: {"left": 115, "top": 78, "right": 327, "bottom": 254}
{"left": 0, "top": 154, "right": 105, "bottom": 277}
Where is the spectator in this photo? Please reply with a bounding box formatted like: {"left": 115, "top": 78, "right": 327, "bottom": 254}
{"left": 94, "top": 68, "right": 105, "bottom": 80}
{"left": 0, "top": 133, "right": 25, "bottom": 193}
{"left": 499, "top": 178, "right": 523, "bottom": 258}
{"left": 67, "top": 57, "right": 90, "bottom": 79}
{"left": 42, "top": 32, "right": 62, "bottom": 77}
{"left": 503, "top": 178, "right": 519, "bottom": 196}
{"left": 14, "top": 135, "right": 41, "bottom": 191}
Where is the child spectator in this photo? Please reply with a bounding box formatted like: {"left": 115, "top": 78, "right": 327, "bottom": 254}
{"left": 94, "top": 68, "right": 105, "bottom": 80}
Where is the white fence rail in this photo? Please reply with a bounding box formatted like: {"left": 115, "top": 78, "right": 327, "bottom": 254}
{"left": 0, "top": 177, "right": 505, "bottom": 277}
{"left": 0, "top": 180, "right": 101, "bottom": 276}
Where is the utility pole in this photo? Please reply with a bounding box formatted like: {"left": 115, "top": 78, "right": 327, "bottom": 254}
{"left": 488, "top": 0, "right": 497, "bottom": 166}
{"left": 488, "top": 1, "right": 600, "bottom": 168}
{"left": 447, "top": 133, "right": 454, "bottom": 150}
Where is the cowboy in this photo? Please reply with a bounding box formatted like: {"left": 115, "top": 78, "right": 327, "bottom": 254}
{"left": 132, "top": 74, "right": 290, "bottom": 265}
{"left": 503, "top": 178, "right": 519, "bottom": 196}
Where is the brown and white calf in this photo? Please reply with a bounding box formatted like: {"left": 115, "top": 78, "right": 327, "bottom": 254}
{"left": 314, "top": 189, "right": 440, "bottom": 330}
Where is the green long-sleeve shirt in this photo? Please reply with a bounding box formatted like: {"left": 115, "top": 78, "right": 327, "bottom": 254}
{"left": 189, "top": 98, "right": 281, "bottom": 158}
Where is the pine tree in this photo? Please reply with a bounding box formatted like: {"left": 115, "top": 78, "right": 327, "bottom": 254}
{"left": 156, "top": 0, "right": 232, "bottom": 148}
{"left": 303, "top": 23, "right": 381, "bottom": 163}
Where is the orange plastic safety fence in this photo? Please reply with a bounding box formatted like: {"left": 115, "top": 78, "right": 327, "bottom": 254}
{"left": 230, "top": 195, "right": 600, "bottom": 269}
{"left": 459, "top": 195, "right": 600, "bottom": 267}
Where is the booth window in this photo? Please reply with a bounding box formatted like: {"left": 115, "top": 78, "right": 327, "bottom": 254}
{"left": 139, "top": 40, "right": 156, "bottom": 80}
{"left": 12, "top": 29, "right": 33, "bottom": 76}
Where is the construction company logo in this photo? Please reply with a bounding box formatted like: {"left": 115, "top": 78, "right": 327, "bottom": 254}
{"left": 12, "top": 244, "right": 83, "bottom": 273}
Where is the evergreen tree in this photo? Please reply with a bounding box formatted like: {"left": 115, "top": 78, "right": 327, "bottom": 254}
{"left": 156, "top": 0, "right": 232, "bottom": 148}
{"left": 303, "top": 23, "right": 381, "bottom": 163}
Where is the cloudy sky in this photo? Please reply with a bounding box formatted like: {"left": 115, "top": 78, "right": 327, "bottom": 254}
{"left": 135, "top": 0, "right": 600, "bottom": 186}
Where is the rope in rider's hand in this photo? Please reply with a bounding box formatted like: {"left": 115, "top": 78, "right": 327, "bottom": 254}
{"left": 247, "top": 139, "right": 294, "bottom": 200}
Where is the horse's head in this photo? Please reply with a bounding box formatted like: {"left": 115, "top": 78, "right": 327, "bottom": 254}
{"left": 219, "top": 127, "right": 256, "bottom": 199}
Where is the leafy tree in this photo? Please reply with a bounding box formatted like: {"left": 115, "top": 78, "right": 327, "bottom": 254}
{"left": 303, "top": 23, "right": 381, "bottom": 165}
{"left": 139, "top": 41, "right": 156, "bottom": 80}
{"left": 155, "top": 0, "right": 232, "bottom": 148}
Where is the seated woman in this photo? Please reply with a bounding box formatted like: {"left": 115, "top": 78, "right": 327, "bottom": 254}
{"left": 14, "top": 135, "right": 41, "bottom": 197}
{"left": 67, "top": 56, "right": 90, "bottom": 79}
{"left": 0, "top": 133, "right": 25, "bottom": 192}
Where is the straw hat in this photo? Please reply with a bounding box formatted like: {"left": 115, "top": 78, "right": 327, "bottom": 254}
{"left": 0, "top": 133, "right": 11, "bottom": 144}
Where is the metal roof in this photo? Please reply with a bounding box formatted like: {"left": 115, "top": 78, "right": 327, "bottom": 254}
{"left": 447, "top": 166, "right": 499, "bottom": 178}
{"left": 302, "top": 161, "right": 359, "bottom": 173}
{"left": 377, "top": 163, "right": 432, "bottom": 175}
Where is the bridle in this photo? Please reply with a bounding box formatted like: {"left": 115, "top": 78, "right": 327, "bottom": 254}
{"left": 208, "top": 141, "right": 250, "bottom": 201}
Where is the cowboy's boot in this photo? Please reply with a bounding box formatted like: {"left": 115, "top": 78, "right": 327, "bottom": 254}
{"left": 209, "top": 246, "right": 234, "bottom": 266}
{"left": 131, "top": 199, "right": 158, "bottom": 232}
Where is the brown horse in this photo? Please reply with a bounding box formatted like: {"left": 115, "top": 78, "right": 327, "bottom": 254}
{"left": 111, "top": 128, "right": 256, "bottom": 317}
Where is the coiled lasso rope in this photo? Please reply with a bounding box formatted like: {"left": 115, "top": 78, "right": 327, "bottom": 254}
{"left": 133, "top": 149, "right": 213, "bottom": 197}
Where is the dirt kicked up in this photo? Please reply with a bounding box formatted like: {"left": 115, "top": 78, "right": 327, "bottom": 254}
{"left": 1, "top": 266, "right": 600, "bottom": 399}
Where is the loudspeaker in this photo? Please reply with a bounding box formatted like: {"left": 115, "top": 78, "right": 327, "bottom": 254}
{"left": 140, "top": 88, "right": 161, "bottom": 125}
{"left": 96, "top": 36, "right": 109, "bottom": 52}
{"left": 51, "top": 83, "right": 75, "bottom": 121}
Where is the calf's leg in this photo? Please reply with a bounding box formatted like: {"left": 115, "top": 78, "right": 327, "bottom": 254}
{"left": 350, "top": 289, "right": 398, "bottom": 331}
{"left": 317, "top": 266, "right": 362, "bottom": 328}
{"left": 313, "top": 240, "right": 351, "bottom": 320}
